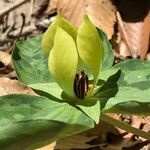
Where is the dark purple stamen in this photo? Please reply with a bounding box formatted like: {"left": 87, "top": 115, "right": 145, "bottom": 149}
{"left": 73, "top": 70, "right": 89, "bottom": 99}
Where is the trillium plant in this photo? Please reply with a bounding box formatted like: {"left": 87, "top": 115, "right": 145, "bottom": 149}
{"left": 41, "top": 15, "right": 105, "bottom": 120}
{"left": 42, "top": 15, "right": 104, "bottom": 101}
{"left": 0, "top": 14, "right": 149, "bottom": 149}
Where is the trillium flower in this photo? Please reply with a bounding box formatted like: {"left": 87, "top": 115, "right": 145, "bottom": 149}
{"left": 42, "top": 14, "right": 104, "bottom": 101}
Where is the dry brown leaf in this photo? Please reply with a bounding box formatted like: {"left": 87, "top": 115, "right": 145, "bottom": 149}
{"left": 116, "top": 0, "right": 150, "bottom": 58}
{"left": 0, "top": 77, "right": 35, "bottom": 96}
{"left": 140, "top": 13, "right": 150, "bottom": 59}
{"left": 55, "top": 120, "right": 120, "bottom": 149}
{"left": 143, "top": 117, "right": 150, "bottom": 133}
{"left": 0, "top": 70, "right": 16, "bottom": 79}
{"left": 0, "top": 51, "right": 13, "bottom": 75}
{"left": 35, "top": 142, "right": 56, "bottom": 150}
{"left": 5, "top": 0, "right": 32, "bottom": 28}
{"left": 46, "top": 0, "right": 116, "bottom": 39}
{"left": 113, "top": 114, "right": 150, "bottom": 140}
{"left": 55, "top": 114, "right": 150, "bottom": 149}
{"left": 32, "top": 0, "right": 50, "bottom": 18}
{"left": 119, "top": 40, "right": 131, "bottom": 57}
{"left": 0, "top": 51, "right": 11, "bottom": 67}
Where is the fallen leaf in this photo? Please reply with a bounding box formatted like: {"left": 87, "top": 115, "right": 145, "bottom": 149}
{"left": 55, "top": 120, "right": 120, "bottom": 149}
{"left": 140, "top": 13, "right": 150, "bottom": 59}
{"left": 0, "top": 51, "right": 11, "bottom": 67}
{"left": 0, "top": 51, "right": 13, "bottom": 75}
{"left": 143, "top": 116, "right": 150, "bottom": 133}
{"left": 0, "top": 77, "right": 35, "bottom": 96}
{"left": 116, "top": 0, "right": 150, "bottom": 58}
{"left": 35, "top": 142, "right": 56, "bottom": 150}
{"left": 32, "top": 0, "right": 49, "bottom": 18}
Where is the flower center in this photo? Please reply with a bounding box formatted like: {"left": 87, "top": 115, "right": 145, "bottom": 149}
{"left": 73, "top": 70, "right": 89, "bottom": 99}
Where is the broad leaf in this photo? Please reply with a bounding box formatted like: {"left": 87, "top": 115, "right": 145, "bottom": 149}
{"left": 102, "top": 86, "right": 150, "bottom": 115}
{"left": 117, "top": 69, "right": 150, "bottom": 86}
{"left": 113, "top": 59, "right": 150, "bottom": 87}
{"left": 97, "top": 28, "right": 114, "bottom": 70}
{"left": 95, "top": 64, "right": 150, "bottom": 115}
{"left": 48, "top": 27, "right": 78, "bottom": 97}
{"left": 29, "top": 83, "right": 101, "bottom": 124}
{"left": 12, "top": 36, "right": 53, "bottom": 85}
{"left": 99, "top": 68, "right": 120, "bottom": 83}
{"left": 94, "top": 70, "right": 121, "bottom": 99}
{"left": 0, "top": 94, "right": 94, "bottom": 150}
{"left": 29, "top": 83, "right": 63, "bottom": 101}
{"left": 114, "top": 59, "right": 150, "bottom": 71}
{"left": 77, "top": 99, "right": 100, "bottom": 124}
{"left": 100, "top": 59, "right": 150, "bottom": 87}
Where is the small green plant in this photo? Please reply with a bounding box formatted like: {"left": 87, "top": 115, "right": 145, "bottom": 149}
{"left": 0, "top": 14, "right": 149, "bottom": 149}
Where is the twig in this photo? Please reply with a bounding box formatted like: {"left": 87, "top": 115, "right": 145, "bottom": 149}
{"left": 17, "top": 13, "right": 26, "bottom": 41}
{"left": 0, "top": 0, "right": 30, "bottom": 18}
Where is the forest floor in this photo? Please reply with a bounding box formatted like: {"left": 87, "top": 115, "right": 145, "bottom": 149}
{"left": 0, "top": 0, "right": 150, "bottom": 150}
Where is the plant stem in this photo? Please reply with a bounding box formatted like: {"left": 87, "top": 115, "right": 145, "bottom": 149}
{"left": 101, "top": 113, "right": 150, "bottom": 140}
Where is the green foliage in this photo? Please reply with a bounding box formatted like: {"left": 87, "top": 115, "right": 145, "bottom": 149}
{"left": 1, "top": 15, "right": 149, "bottom": 149}
{"left": 12, "top": 36, "right": 54, "bottom": 84}
{"left": 97, "top": 28, "right": 114, "bottom": 70}
{"left": 0, "top": 94, "right": 94, "bottom": 149}
{"left": 94, "top": 68, "right": 150, "bottom": 114}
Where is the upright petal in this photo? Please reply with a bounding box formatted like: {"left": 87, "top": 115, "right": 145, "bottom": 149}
{"left": 41, "top": 21, "right": 57, "bottom": 54}
{"left": 42, "top": 14, "right": 77, "bottom": 54}
{"left": 77, "top": 16, "right": 104, "bottom": 90}
{"left": 48, "top": 27, "right": 78, "bottom": 97}
{"left": 56, "top": 14, "right": 77, "bottom": 41}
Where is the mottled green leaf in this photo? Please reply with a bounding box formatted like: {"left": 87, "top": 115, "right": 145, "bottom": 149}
{"left": 0, "top": 94, "right": 94, "bottom": 150}
{"left": 97, "top": 28, "right": 114, "bottom": 70}
{"left": 77, "top": 99, "right": 100, "bottom": 124}
{"left": 103, "top": 86, "right": 150, "bottom": 115}
{"left": 114, "top": 59, "right": 150, "bottom": 71}
{"left": 12, "top": 36, "right": 53, "bottom": 85}
{"left": 29, "top": 83, "right": 101, "bottom": 124}
{"left": 29, "top": 83, "right": 63, "bottom": 101}
{"left": 95, "top": 60, "right": 150, "bottom": 115}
